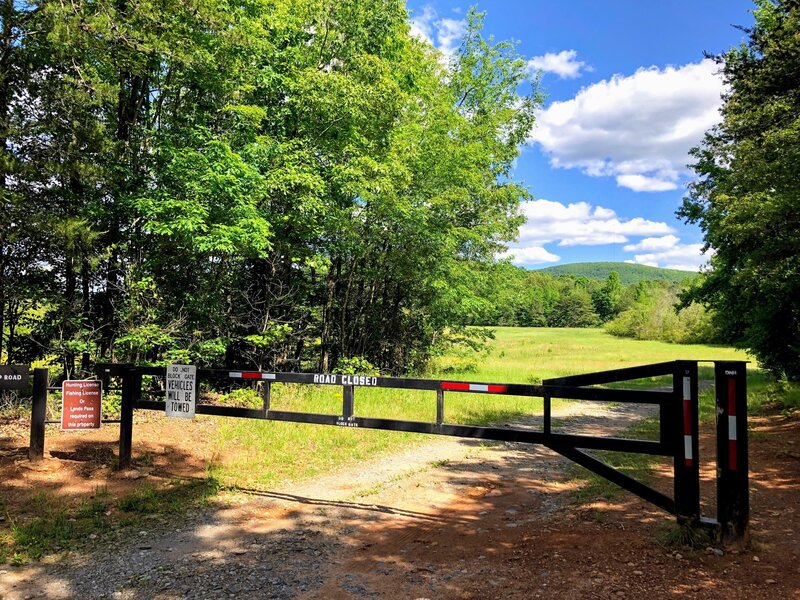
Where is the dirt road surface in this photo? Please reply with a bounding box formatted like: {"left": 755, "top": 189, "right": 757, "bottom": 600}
{"left": 1, "top": 401, "right": 799, "bottom": 599}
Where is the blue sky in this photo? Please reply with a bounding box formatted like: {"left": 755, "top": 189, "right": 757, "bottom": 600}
{"left": 406, "top": 0, "right": 754, "bottom": 270}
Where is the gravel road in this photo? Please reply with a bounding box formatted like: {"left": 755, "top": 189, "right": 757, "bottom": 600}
{"left": 0, "top": 401, "right": 659, "bottom": 599}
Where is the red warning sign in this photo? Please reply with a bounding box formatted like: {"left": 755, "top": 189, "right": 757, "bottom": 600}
{"left": 61, "top": 380, "right": 102, "bottom": 430}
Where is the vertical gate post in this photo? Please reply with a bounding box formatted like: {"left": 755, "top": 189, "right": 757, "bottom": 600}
{"left": 673, "top": 360, "right": 700, "bottom": 523}
{"left": 342, "top": 385, "right": 354, "bottom": 419}
{"left": 436, "top": 389, "right": 444, "bottom": 426}
{"left": 543, "top": 392, "right": 552, "bottom": 435}
{"left": 263, "top": 381, "right": 271, "bottom": 415}
{"left": 118, "top": 366, "right": 135, "bottom": 470}
{"left": 715, "top": 361, "right": 749, "bottom": 545}
{"left": 28, "top": 368, "right": 48, "bottom": 461}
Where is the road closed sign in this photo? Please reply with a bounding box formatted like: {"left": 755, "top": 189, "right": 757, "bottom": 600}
{"left": 0, "top": 365, "right": 29, "bottom": 389}
{"left": 166, "top": 364, "right": 197, "bottom": 418}
{"left": 61, "top": 380, "right": 102, "bottom": 430}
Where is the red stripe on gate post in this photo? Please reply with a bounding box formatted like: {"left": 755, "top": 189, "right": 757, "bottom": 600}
{"left": 728, "top": 378, "right": 737, "bottom": 471}
{"left": 441, "top": 382, "right": 509, "bottom": 393}
{"left": 683, "top": 376, "right": 693, "bottom": 467}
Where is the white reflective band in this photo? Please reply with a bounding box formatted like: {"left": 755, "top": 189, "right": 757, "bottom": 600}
{"left": 470, "top": 384, "right": 489, "bottom": 392}
{"left": 229, "top": 372, "right": 242, "bottom": 378}
{"left": 728, "top": 416, "right": 737, "bottom": 440}
{"left": 684, "top": 435, "right": 693, "bottom": 459}
{"left": 683, "top": 377, "right": 691, "bottom": 401}
{"left": 262, "top": 373, "right": 276, "bottom": 380}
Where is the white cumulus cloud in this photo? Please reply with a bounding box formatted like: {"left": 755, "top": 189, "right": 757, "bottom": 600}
{"left": 501, "top": 199, "right": 674, "bottom": 267}
{"left": 409, "top": 5, "right": 466, "bottom": 64}
{"left": 623, "top": 235, "right": 712, "bottom": 271}
{"left": 623, "top": 234, "right": 681, "bottom": 252}
{"left": 529, "top": 59, "right": 725, "bottom": 192}
{"left": 409, "top": 5, "right": 436, "bottom": 42}
{"left": 616, "top": 174, "right": 678, "bottom": 192}
{"left": 499, "top": 246, "right": 561, "bottom": 266}
{"left": 517, "top": 199, "right": 673, "bottom": 247}
{"left": 527, "top": 50, "right": 588, "bottom": 79}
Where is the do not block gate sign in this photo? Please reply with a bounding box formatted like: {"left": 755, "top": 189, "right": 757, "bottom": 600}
{"left": 166, "top": 364, "right": 197, "bottom": 418}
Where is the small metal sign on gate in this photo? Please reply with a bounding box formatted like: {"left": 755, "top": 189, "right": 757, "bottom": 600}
{"left": 165, "top": 364, "right": 197, "bottom": 418}
{"left": 0, "top": 365, "right": 29, "bottom": 389}
{"left": 61, "top": 380, "right": 102, "bottom": 430}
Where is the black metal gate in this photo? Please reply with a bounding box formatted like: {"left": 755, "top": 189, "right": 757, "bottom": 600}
{"left": 28, "top": 360, "right": 750, "bottom": 544}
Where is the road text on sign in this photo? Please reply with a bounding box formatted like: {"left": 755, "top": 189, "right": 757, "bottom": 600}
{"left": 61, "top": 380, "right": 102, "bottom": 430}
{"left": 0, "top": 365, "right": 29, "bottom": 390}
{"left": 312, "top": 374, "right": 378, "bottom": 386}
{"left": 166, "top": 364, "right": 197, "bottom": 419}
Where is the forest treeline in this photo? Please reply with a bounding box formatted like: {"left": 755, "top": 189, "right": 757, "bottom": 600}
{"left": 466, "top": 263, "right": 718, "bottom": 344}
{"left": 2, "top": 0, "right": 798, "bottom": 380}
{"left": 0, "top": 1, "right": 539, "bottom": 376}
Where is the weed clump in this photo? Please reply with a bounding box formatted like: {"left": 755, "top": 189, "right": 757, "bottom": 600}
{"left": 657, "top": 521, "right": 715, "bottom": 550}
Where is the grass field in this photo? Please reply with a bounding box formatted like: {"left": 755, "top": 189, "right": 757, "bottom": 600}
{"left": 213, "top": 327, "right": 753, "bottom": 489}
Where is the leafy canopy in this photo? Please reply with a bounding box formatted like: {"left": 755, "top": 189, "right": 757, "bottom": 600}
{"left": 680, "top": 0, "right": 800, "bottom": 378}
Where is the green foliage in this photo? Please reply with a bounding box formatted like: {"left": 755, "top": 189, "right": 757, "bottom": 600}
{"left": 551, "top": 287, "right": 600, "bottom": 328}
{"left": 680, "top": 0, "right": 800, "bottom": 379}
{"left": 592, "top": 272, "right": 623, "bottom": 322}
{"left": 220, "top": 387, "right": 263, "bottom": 409}
{"left": 463, "top": 262, "right": 639, "bottom": 328}
{"left": 116, "top": 486, "right": 160, "bottom": 514}
{"left": 605, "top": 282, "right": 720, "bottom": 344}
{"left": 746, "top": 373, "right": 800, "bottom": 415}
{"left": 2, "top": 0, "right": 540, "bottom": 375}
{"left": 464, "top": 261, "right": 718, "bottom": 342}
{"left": 333, "top": 356, "right": 380, "bottom": 376}
{"left": 539, "top": 262, "right": 696, "bottom": 285}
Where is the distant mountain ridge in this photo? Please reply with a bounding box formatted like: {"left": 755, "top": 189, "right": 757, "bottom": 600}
{"left": 536, "top": 262, "right": 696, "bottom": 285}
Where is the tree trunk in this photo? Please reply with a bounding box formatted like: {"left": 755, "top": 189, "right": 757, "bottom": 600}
{"left": 0, "top": 0, "right": 12, "bottom": 364}
{"left": 319, "top": 257, "right": 341, "bottom": 372}
{"left": 64, "top": 249, "right": 76, "bottom": 377}
{"left": 81, "top": 253, "right": 91, "bottom": 372}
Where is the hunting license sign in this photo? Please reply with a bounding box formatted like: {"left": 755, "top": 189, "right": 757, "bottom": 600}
{"left": 61, "top": 380, "right": 102, "bottom": 430}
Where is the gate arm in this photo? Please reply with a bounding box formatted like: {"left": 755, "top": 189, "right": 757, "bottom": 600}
{"left": 544, "top": 361, "right": 676, "bottom": 387}
{"left": 550, "top": 445, "right": 675, "bottom": 515}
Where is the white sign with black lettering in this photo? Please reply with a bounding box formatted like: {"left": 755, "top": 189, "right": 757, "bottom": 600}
{"left": 165, "top": 364, "right": 197, "bottom": 419}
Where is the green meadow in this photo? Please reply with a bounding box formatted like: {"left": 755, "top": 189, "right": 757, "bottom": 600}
{"left": 212, "top": 327, "right": 753, "bottom": 489}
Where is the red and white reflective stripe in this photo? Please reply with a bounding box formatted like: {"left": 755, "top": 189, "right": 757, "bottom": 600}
{"left": 441, "top": 382, "right": 509, "bottom": 393}
{"left": 229, "top": 372, "right": 276, "bottom": 381}
{"left": 682, "top": 376, "right": 693, "bottom": 467}
{"left": 728, "top": 378, "right": 738, "bottom": 471}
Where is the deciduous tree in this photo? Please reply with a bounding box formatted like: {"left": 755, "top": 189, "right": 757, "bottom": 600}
{"left": 680, "top": 0, "right": 800, "bottom": 378}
